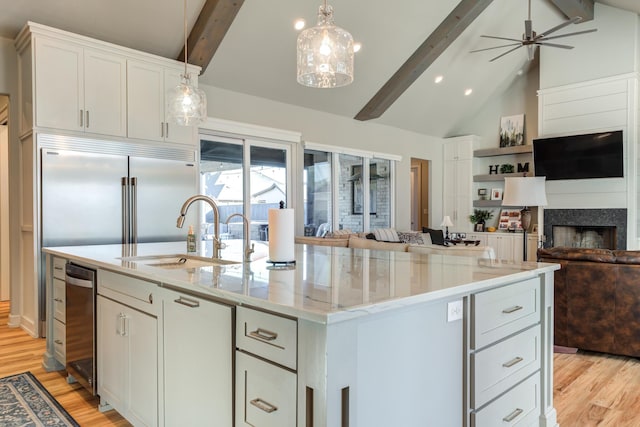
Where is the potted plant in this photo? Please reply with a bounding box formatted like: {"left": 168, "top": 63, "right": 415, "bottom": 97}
{"left": 469, "top": 209, "right": 494, "bottom": 232}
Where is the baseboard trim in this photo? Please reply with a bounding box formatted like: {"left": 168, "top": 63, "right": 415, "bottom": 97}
{"left": 7, "top": 314, "right": 21, "bottom": 328}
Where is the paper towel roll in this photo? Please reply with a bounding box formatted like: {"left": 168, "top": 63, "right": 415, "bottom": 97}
{"left": 268, "top": 208, "right": 295, "bottom": 262}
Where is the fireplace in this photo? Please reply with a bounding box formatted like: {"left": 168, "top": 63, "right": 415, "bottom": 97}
{"left": 543, "top": 208, "right": 626, "bottom": 249}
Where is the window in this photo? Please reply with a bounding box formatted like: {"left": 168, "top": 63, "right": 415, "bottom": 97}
{"left": 303, "top": 145, "right": 397, "bottom": 234}
{"left": 200, "top": 135, "right": 291, "bottom": 243}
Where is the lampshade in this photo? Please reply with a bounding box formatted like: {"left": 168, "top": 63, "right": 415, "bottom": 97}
{"left": 440, "top": 216, "right": 454, "bottom": 227}
{"left": 296, "top": 1, "right": 354, "bottom": 88}
{"left": 502, "top": 177, "right": 547, "bottom": 207}
{"left": 167, "top": 0, "right": 207, "bottom": 126}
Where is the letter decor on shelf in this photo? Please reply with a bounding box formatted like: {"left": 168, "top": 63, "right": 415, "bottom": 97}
{"left": 489, "top": 165, "right": 499, "bottom": 175}
{"left": 517, "top": 162, "right": 530, "bottom": 173}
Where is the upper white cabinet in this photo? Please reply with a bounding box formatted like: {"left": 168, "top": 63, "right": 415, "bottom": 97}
{"left": 127, "top": 61, "right": 194, "bottom": 144}
{"left": 16, "top": 22, "right": 200, "bottom": 146}
{"left": 34, "top": 37, "right": 126, "bottom": 137}
{"left": 443, "top": 136, "right": 476, "bottom": 232}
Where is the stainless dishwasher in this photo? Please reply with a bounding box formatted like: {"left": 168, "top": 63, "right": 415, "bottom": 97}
{"left": 65, "top": 263, "right": 97, "bottom": 395}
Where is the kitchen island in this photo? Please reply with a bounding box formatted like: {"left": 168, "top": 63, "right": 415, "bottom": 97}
{"left": 43, "top": 241, "right": 559, "bottom": 427}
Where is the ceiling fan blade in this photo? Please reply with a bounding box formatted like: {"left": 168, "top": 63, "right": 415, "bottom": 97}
{"left": 535, "top": 16, "right": 582, "bottom": 39}
{"left": 539, "top": 29, "right": 598, "bottom": 42}
{"left": 489, "top": 45, "right": 524, "bottom": 62}
{"left": 536, "top": 42, "right": 574, "bottom": 49}
{"left": 481, "top": 34, "right": 524, "bottom": 43}
{"left": 470, "top": 43, "right": 522, "bottom": 53}
{"left": 525, "top": 20, "right": 533, "bottom": 40}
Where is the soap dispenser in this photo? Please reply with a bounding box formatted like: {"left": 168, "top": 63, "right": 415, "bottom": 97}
{"left": 187, "top": 225, "right": 196, "bottom": 253}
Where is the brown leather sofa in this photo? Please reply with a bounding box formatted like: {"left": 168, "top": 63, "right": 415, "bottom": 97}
{"left": 538, "top": 247, "right": 640, "bottom": 358}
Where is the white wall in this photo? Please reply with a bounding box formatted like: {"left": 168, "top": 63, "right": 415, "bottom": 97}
{"left": 0, "top": 36, "right": 21, "bottom": 325}
{"left": 199, "top": 85, "right": 446, "bottom": 231}
{"left": 540, "top": 3, "right": 638, "bottom": 89}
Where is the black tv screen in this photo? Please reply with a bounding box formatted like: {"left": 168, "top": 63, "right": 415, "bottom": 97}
{"left": 533, "top": 130, "right": 623, "bottom": 180}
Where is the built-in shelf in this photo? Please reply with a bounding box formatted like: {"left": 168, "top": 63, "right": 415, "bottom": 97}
{"left": 473, "top": 172, "right": 527, "bottom": 182}
{"left": 473, "top": 200, "right": 502, "bottom": 208}
{"left": 474, "top": 145, "right": 533, "bottom": 157}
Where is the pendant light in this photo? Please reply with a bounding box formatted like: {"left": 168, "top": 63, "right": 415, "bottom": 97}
{"left": 167, "top": 0, "right": 207, "bottom": 126}
{"left": 296, "top": 0, "right": 354, "bottom": 88}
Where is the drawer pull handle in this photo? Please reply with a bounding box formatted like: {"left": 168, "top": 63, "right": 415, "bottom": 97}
{"left": 502, "top": 356, "right": 524, "bottom": 368}
{"left": 54, "top": 339, "right": 63, "bottom": 345}
{"left": 250, "top": 398, "right": 278, "bottom": 413}
{"left": 174, "top": 296, "right": 200, "bottom": 308}
{"left": 54, "top": 266, "right": 63, "bottom": 271}
{"left": 250, "top": 328, "right": 278, "bottom": 341}
{"left": 502, "top": 408, "right": 523, "bottom": 422}
{"left": 54, "top": 298, "right": 63, "bottom": 303}
{"left": 502, "top": 305, "right": 523, "bottom": 314}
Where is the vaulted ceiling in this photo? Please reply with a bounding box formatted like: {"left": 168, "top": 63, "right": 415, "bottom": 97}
{"left": 0, "top": 0, "right": 637, "bottom": 137}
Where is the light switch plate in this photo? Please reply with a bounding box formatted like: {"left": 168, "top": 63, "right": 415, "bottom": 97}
{"left": 447, "top": 300, "right": 463, "bottom": 322}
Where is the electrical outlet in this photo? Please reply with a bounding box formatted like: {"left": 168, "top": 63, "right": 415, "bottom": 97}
{"left": 447, "top": 300, "right": 463, "bottom": 322}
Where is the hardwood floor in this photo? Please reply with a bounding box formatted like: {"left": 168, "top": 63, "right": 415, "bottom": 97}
{"left": 0, "top": 301, "right": 130, "bottom": 426}
{"left": 3, "top": 299, "right": 640, "bottom": 426}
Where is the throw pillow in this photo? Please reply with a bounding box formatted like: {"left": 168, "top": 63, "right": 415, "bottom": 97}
{"left": 397, "top": 231, "right": 424, "bottom": 244}
{"left": 422, "top": 227, "right": 446, "bottom": 246}
{"left": 373, "top": 228, "right": 400, "bottom": 242}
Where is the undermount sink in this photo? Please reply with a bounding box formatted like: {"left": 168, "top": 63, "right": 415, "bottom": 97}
{"left": 120, "top": 254, "right": 241, "bottom": 269}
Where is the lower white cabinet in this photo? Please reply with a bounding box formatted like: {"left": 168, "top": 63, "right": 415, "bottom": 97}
{"left": 236, "top": 351, "right": 297, "bottom": 427}
{"left": 97, "top": 294, "right": 158, "bottom": 427}
{"left": 161, "top": 288, "right": 233, "bottom": 426}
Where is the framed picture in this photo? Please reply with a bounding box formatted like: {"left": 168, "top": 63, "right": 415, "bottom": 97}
{"left": 490, "top": 188, "right": 503, "bottom": 200}
{"left": 499, "top": 114, "right": 525, "bottom": 147}
{"left": 478, "top": 188, "right": 488, "bottom": 200}
{"left": 499, "top": 209, "right": 522, "bottom": 231}
{"left": 475, "top": 223, "right": 485, "bottom": 232}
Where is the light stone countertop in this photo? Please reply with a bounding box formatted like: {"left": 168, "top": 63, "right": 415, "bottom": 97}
{"left": 43, "top": 240, "right": 559, "bottom": 324}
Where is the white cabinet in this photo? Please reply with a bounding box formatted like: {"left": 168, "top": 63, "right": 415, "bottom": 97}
{"left": 97, "top": 271, "right": 159, "bottom": 427}
{"left": 236, "top": 351, "right": 297, "bottom": 427}
{"left": 52, "top": 257, "right": 66, "bottom": 365}
{"left": 127, "top": 60, "right": 195, "bottom": 145}
{"left": 236, "top": 307, "right": 298, "bottom": 427}
{"left": 443, "top": 136, "right": 476, "bottom": 231}
{"left": 162, "top": 288, "right": 233, "bottom": 426}
{"left": 34, "top": 37, "right": 126, "bottom": 137}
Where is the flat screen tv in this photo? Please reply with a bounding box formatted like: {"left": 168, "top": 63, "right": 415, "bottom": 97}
{"left": 533, "top": 130, "right": 623, "bottom": 180}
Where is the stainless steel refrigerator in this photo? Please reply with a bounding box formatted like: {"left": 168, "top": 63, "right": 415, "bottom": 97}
{"left": 38, "top": 133, "right": 198, "bottom": 333}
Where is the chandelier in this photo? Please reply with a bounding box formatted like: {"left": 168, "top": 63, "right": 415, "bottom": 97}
{"left": 296, "top": 0, "right": 354, "bottom": 88}
{"left": 166, "top": 0, "right": 207, "bottom": 126}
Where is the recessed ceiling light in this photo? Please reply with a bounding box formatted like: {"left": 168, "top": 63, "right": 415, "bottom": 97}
{"left": 353, "top": 42, "right": 362, "bottom": 53}
{"left": 294, "top": 19, "right": 306, "bottom": 30}
{"left": 464, "top": 88, "right": 473, "bottom": 96}
{"left": 434, "top": 75, "right": 443, "bottom": 84}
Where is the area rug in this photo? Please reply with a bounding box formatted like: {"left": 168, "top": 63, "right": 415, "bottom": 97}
{"left": 0, "top": 372, "right": 80, "bottom": 426}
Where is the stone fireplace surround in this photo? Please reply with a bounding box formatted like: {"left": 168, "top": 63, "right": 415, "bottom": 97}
{"left": 543, "top": 208, "right": 627, "bottom": 250}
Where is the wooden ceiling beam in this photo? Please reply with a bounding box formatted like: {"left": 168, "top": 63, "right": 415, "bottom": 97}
{"left": 178, "top": 0, "right": 244, "bottom": 73}
{"left": 549, "top": 0, "right": 594, "bottom": 22}
{"left": 354, "top": 0, "right": 494, "bottom": 122}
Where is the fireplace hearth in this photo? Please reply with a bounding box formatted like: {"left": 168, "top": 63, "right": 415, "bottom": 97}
{"left": 543, "top": 208, "right": 626, "bottom": 249}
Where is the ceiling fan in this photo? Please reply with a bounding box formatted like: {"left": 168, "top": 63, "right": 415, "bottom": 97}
{"left": 471, "top": 0, "right": 597, "bottom": 62}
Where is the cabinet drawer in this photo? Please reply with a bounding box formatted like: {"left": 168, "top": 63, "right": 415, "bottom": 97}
{"left": 236, "top": 351, "right": 296, "bottom": 427}
{"left": 53, "top": 277, "right": 66, "bottom": 322}
{"left": 472, "top": 278, "right": 539, "bottom": 349}
{"left": 471, "top": 325, "right": 541, "bottom": 408}
{"left": 53, "top": 257, "right": 66, "bottom": 280}
{"left": 236, "top": 306, "right": 297, "bottom": 370}
{"left": 97, "top": 269, "right": 158, "bottom": 315}
{"left": 471, "top": 374, "right": 540, "bottom": 427}
{"left": 53, "top": 319, "right": 66, "bottom": 364}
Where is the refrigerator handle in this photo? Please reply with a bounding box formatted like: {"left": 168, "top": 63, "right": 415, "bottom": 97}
{"left": 121, "top": 177, "right": 129, "bottom": 244}
{"left": 131, "top": 177, "right": 138, "bottom": 244}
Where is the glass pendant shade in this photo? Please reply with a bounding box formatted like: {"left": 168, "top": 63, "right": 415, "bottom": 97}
{"left": 167, "top": 74, "right": 207, "bottom": 126}
{"left": 297, "top": 4, "right": 354, "bottom": 88}
{"left": 167, "top": 0, "right": 207, "bottom": 126}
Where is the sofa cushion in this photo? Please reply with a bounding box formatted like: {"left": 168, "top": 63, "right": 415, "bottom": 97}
{"left": 397, "top": 231, "right": 424, "bottom": 245}
{"left": 537, "top": 247, "right": 616, "bottom": 263}
{"left": 373, "top": 228, "right": 400, "bottom": 242}
{"left": 613, "top": 250, "right": 640, "bottom": 264}
{"left": 422, "top": 227, "right": 445, "bottom": 246}
{"left": 348, "top": 236, "right": 408, "bottom": 252}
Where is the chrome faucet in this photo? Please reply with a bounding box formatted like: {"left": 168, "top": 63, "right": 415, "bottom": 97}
{"left": 177, "top": 195, "right": 222, "bottom": 259}
{"left": 225, "top": 213, "right": 255, "bottom": 262}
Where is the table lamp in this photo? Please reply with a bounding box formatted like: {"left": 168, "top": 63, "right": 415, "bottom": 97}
{"left": 502, "top": 176, "right": 547, "bottom": 261}
{"left": 440, "top": 216, "right": 454, "bottom": 240}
